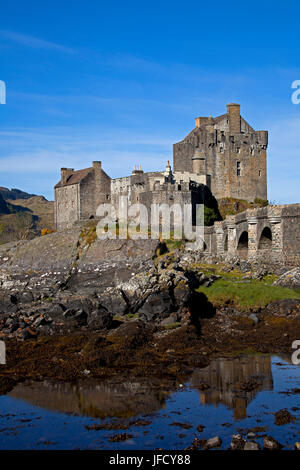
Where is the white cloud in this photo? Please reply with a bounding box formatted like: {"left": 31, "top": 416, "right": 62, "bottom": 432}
{"left": 0, "top": 126, "right": 174, "bottom": 199}
{"left": 0, "top": 30, "right": 74, "bottom": 54}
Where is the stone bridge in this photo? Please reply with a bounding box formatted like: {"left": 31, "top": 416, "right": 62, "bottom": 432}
{"left": 203, "top": 204, "right": 300, "bottom": 268}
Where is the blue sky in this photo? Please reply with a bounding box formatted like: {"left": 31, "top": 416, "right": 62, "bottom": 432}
{"left": 0, "top": 0, "right": 299, "bottom": 202}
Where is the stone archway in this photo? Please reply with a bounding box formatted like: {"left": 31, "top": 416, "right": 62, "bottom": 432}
{"left": 224, "top": 234, "right": 228, "bottom": 251}
{"left": 237, "top": 231, "right": 248, "bottom": 258}
{"left": 258, "top": 226, "right": 272, "bottom": 250}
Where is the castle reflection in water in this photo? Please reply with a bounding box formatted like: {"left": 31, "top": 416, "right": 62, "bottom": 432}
{"left": 8, "top": 355, "right": 275, "bottom": 420}
{"left": 190, "top": 355, "right": 273, "bottom": 420}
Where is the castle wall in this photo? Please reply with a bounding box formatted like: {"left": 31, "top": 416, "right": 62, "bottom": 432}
{"left": 281, "top": 205, "right": 300, "bottom": 266}
{"left": 79, "top": 173, "right": 96, "bottom": 220}
{"left": 55, "top": 184, "right": 80, "bottom": 230}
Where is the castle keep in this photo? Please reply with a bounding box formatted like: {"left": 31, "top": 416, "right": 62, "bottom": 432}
{"left": 54, "top": 103, "right": 268, "bottom": 230}
{"left": 173, "top": 103, "right": 267, "bottom": 201}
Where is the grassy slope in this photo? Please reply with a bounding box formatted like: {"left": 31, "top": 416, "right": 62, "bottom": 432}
{"left": 194, "top": 263, "right": 300, "bottom": 311}
{"left": 0, "top": 196, "right": 54, "bottom": 244}
{"left": 7, "top": 197, "right": 54, "bottom": 229}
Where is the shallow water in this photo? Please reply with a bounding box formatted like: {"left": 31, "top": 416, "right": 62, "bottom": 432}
{"left": 0, "top": 354, "right": 299, "bottom": 450}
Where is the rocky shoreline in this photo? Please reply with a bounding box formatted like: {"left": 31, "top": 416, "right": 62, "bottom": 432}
{"left": 0, "top": 225, "right": 299, "bottom": 401}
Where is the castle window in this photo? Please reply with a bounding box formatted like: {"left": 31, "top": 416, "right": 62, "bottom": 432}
{"left": 259, "top": 170, "right": 261, "bottom": 177}
{"left": 237, "top": 161, "right": 241, "bottom": 176}
{"left": 237, "top": 147, "right": 241, "bottom": 154}
{"left": 251, "top": 147, "right": 255, "bottom": 155}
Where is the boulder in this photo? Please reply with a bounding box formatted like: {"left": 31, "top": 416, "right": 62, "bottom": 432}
{"left": 243, "top": 441, "right": 260, "bottom": 450}
{"left": 230, "top": 434, "right": 246, "bottom": 450}
{"left": 262, "top": 299, "right": 300, "bottom": 317}
{"left": 263, "top": 436, "right": 282, "bottom": 450}
{"left": 274, "top": 267, "right": 300, "bottom": 290}
{"left": 204, "top": 436, "right": 222, "bottom": 450}
{"left": 138, "top": 289, "right": 173, "bottom": 322}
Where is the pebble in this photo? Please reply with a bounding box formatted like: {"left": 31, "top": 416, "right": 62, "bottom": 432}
{"left": 204, "top": 436, "right": 222, "bottom": 450}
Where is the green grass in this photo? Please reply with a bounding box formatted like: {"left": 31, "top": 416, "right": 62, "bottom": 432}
{"left": 125, "top": 313, "right": 139, "bottom": 319}
{"left": 195, "top": 265, "right": 300, "bottom": 311}
{"left": 165, "top": 322, "right": 181, "bottom": 330}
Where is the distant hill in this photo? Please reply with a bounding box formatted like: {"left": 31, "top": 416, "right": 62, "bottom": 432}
{"left": 0, "top": 187, "right": 37, "bottom": 201}
{"left": 0, "top": 193, "right": 10, "bottom": 215}
{"left": 0, "top": 187, "right": 54, "bottom": 244}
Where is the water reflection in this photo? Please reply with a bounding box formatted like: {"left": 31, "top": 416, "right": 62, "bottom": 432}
{"left": 190, "top": 355, "right": 273, "bottom": 419}
{"left": 9, "top": 379, "right": 170, "bottom": 419}
{"left": 8, "top": 355, "right": 274, "bottom": 421}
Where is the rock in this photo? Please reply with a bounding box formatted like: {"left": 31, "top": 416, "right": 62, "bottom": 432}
{"left": 33, "top": 316, "right": 46, "bottom": 328}
{"left": 160, "top": 313, "right": 178, "bottom": 327}
{"left": 192, "top": 438, "right": 207, "bottom": 449}
{"left": 5, "top": 317, "right": 19, "bottom": 332}
{"left": 87, "top": 308, "right": 112, "bottom": 330}
{"left": 108, "top": 321, "right": 152, "bottom": 348}
{"left": 246, "top": 432, "right": 256, "bottom": 440}
{"left": 101, "top": 291, "right": 129, "bottom": 316}
{"left": 248, "top": 313, "right": 259, "bottom": 325}
{"left": 274, "top": 408, "right": 295, "bottom": 425}
{"left": 262, "top": 299, "right": 300, "bottom": 318}
{"left": 294, "top": 442, "right": 300, "bottom": 450}
{"left": 17, "top": 291, "right": 34, "bottom": 303}
{"left": 196, "top": 424, "right": 205, "bottom": 433}
{"left": 204, "top": 436, "right": 222, "bottom": 450}
{"left": 73, "top": 309, "right": 87, "bottom": 325}
{"left": 173, "top": 280, "right": 192, "bottom": 306}
{"left": 138, "top": 290, "right": 173, "bottom": 322}
{"left": 244, "top": 441, "right": 260, "bottom": 450}
{"left": 274, "top": 267, "right": 300, "bottom": 290}
{"left": 230, "top": 434, "right": 246, "bottom": 450}
{"left": 0, "top": 293, "right": 18, "bottom": 314}
{"left": 263, "top": 436, "right": 282, "bottom": 450}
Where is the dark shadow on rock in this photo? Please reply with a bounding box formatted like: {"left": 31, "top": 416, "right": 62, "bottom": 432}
{"left": 190, "top": 291, "right": 216, "bottom": 322}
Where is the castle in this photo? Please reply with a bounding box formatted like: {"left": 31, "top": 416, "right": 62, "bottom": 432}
{"left": 54, "top": 103, "right": 268, "bottom": 230}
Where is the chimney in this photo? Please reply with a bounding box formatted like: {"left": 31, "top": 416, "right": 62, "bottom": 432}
{"left": 227, "top": 103, "right": 241, "bottom": 133}
{"left": 61, "top": 168, "right": 74, "bottom": 184}
{"left": 92, "top": 161, "right": 102, "bottom": 170}
{"left": 195, "top": 116, "right": 209, "bottom": 128}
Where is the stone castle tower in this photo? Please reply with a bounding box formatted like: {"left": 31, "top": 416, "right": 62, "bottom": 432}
{"left": 173, "top": 103, "right": 268, "bottom": 201}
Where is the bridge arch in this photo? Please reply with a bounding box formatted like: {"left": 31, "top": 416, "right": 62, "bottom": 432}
{"left": 258, "top": 226, "right": 272, "bottom": 250}
{"left": 237, "top": 231, "right": 248, "bottom": 258}
{"left": 224, "top": 234, "right": 228, "bottom": 251}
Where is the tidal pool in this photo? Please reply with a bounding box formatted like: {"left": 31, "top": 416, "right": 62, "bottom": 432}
{"left": 0, "top": 354, "right": 299, "bottom": 450}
